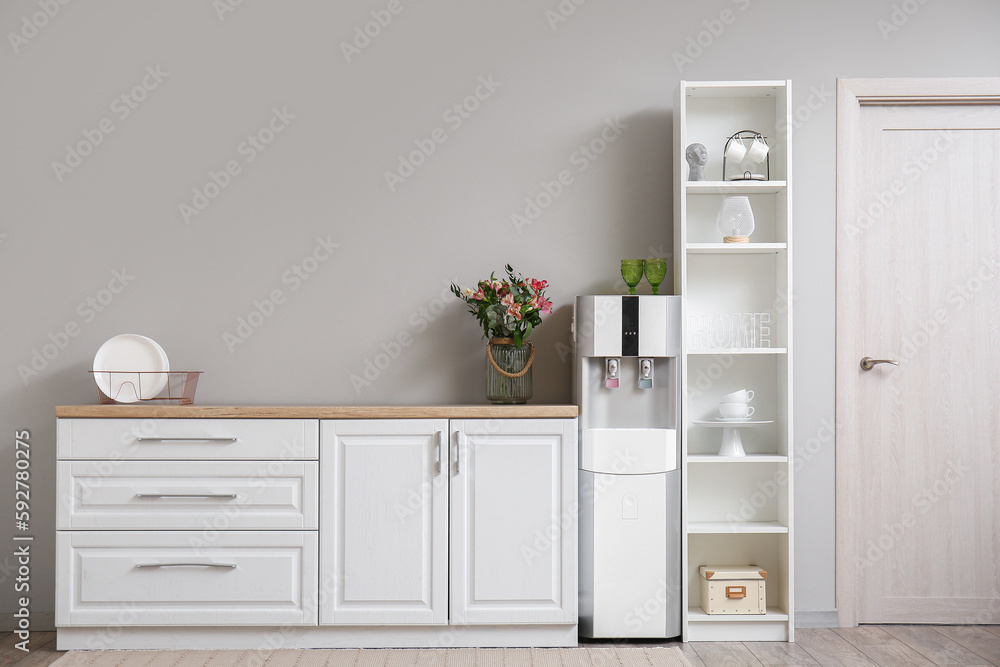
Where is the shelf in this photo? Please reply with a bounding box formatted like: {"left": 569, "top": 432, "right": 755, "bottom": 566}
{"left": 687, "top": 243, "right": 786, "bottom": 254}
{"left": 687, "top": 607, "right": 789, "bottom": 623}
{"left": 688, "top": 455, "right": 787, "bottom": 463}
{"left": 678, "top": 79, "right": 793, "bottom": 643}
{"left": 692, "top": 420, "right": 773, "bottom": 428}
{"left": 685, "top": 181, "right": 787, "bottom": 194}
{"left": 687, "top": 347, "right": 787, "bottom": 355}
{"left": 688, "top": 521, "right": 788, "bottom": 534}
{"left": 684, "top": 81, "right": 787, "bottom": 98}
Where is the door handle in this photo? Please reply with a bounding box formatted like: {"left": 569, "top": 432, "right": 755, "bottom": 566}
{"left": 860, "top": 357, "right": 900, "bottom": 371}
{"left": 434, "top": 431, "right": 443, "bottom": 476}
{"left": 454, "top": 431, "right": 465, "bottom": 475}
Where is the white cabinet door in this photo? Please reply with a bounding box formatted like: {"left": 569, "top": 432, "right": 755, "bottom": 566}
{"left": 450, "top": 419, "right": 577, "bottom": 624}
{"left": 320, "top": 420, "right": 448, "bottom": 625}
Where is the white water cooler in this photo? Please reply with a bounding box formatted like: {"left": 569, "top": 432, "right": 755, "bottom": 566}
{"left": 574, "top": 295, "right": 682, "bottom": 639}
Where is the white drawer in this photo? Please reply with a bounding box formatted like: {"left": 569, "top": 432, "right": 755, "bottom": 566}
{"left": 57, "top": 461, "right": 318, "bottom": 530}
{"left": 57, "top": 419, "right": 319, "bottom": 460}
{"left": 56, "top": 531, "right": 318, "bottom": 626}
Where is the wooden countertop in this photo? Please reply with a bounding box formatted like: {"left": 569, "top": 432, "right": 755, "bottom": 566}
{"left": 55, "top": 405, "right": 579, "bottom": 419}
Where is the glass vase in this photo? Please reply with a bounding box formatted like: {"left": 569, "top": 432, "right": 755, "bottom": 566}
{"left": 486, "top": 338, "right": 534, "bottom": 404}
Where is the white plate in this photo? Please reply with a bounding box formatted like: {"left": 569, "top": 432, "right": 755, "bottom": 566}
{"left": 93, "top": 334, "right": 169, "bottom": 403}
{"left": 715, "top": 416, "right": 752, "bottom": 422}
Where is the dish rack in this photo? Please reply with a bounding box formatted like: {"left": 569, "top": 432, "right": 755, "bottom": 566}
{"left": 89, "top": 371, "right": 203, "bottom": 405}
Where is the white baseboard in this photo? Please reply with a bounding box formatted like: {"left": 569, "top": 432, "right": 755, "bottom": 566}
{"left": 795, "top": 611, "right": 839, "bottom": 628}
{"left": 56, "top": 624, "right": 579, "bottom": 650}
{"left": 1, "top": 612, "right": 55, "bottom": 633}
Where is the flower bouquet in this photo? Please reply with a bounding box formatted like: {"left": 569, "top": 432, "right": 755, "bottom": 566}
{"left": 451, "top": 264, "right": 552, "bottom": 403}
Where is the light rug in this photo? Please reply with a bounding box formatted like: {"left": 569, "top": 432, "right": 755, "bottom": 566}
{"left": 49, "top": 647, "right": 693, "bottom": 667}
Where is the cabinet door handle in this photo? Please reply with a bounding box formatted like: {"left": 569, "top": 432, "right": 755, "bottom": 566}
{"left": 434, "top": 431, "right": 443, "bottom": 476}
{"left": 454, "top": 431, "right": 465, "bottom": 475}
{"left": 135, "top": 493, "right": 238, "bottom": 499}
{"left": 136, "top": 562, "right": 237, "bottom": 569}
{"left": 135, "top": 437, "right": 238, "bottom": 443}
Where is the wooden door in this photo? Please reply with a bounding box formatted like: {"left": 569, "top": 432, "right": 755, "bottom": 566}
{"left": 837, "top": 78, "right": 1000, "bottom": 625}
{"left": 450, "top": 418, "right": 578, "bottom": 624}
{"left": 319, "top": 419, "right": 448, "bottom": 624}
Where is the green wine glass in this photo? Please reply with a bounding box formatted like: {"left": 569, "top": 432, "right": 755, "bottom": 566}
{"left": 643, "top": 258, "right": 668, "bottom": 295}
{"left": 621, "top": 260, "right": 644, "bottom": 295}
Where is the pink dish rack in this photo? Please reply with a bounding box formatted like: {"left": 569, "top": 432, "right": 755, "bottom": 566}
{"left": 88, "top": 370, "right": 203, "bottom": 405}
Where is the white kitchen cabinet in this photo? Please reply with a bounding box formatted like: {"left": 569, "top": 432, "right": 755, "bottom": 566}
{"left": 450, "top": 419, "right": 578, "bottom": 625}
{"left": 55, "top": 406, "right": 578, "bottom": 649}
{"left": 320, "top": 417, "right": 578, "bottom": 627}
{"left": 320, "top": 419, "right": 449, "bottom": 625}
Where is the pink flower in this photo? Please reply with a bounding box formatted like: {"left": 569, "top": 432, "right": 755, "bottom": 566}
{"left": 473, "top": 289, "right": 485, "bottom": 301}
{"left": 530, "top": 278, "right": 548, "bottom": 291}
{"left": 540, "top": 298, "right": 553, "bottom": 315}
{"left": 501, "top": 293, "right": 515, "bottom": 308}
{"left": 507, "top": 304, "right": 523, "bottom": 320}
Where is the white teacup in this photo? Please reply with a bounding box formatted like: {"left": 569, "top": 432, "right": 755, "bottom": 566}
{"left": 746, "top": 135, "right": 769, "bottom": 163}
{"left": 719, "top": 403, "right": 754, "bottom": 419}
{"left": 724, "top": 136, "right": 747, "bottom": 162}
{"left": 721, "top": 389, "right": 754, "bottom": 404}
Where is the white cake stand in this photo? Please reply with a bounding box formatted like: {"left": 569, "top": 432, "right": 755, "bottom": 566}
{"left": 692, "top": 420, "right": 774, "bottom": 456}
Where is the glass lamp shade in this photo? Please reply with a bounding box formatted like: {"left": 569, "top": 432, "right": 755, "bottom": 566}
{"left": 716, "top": 196, "right": 755, "bottom": 238}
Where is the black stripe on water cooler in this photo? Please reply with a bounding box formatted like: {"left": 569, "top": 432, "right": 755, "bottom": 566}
{"left": 622, "top": 296, "right": 639, "bottom": 357}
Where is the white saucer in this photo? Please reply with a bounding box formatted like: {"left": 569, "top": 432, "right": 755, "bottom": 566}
{"left": 93, "top": 334, "right": 169, "bottom": 402}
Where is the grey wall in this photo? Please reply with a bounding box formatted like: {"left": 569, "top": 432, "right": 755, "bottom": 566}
{"left": 3, "top": 0, "right": 999, "bottom": 628}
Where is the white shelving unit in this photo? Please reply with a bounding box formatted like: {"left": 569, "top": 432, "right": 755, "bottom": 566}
{"left": 674, "top": 80, "right": 794, "bottom": 642}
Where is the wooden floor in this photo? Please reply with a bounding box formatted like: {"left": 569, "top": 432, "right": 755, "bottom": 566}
{"left": 586, "top": 626, "right": 1000, "bottom": 666}
{"left": 3, "top": 627, "right": 999, "bottom": 667}
{"left": 676, "top": 626, "right": 1000, "bottom": 666}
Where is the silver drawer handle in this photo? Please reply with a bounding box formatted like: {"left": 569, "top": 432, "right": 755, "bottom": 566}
{"left": 135, "top": 437, "right": 238, "bottom": 443}
{"left": 135, "top": 493, "right": 238, "bottom": 499}
{"left": 136, "top": 562, "right": 237, "bottom": 569}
